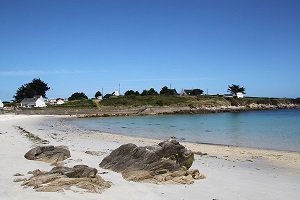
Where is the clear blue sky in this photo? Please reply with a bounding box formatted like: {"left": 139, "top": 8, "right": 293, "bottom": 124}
{"left": 0, "top": 0, "right": 299, "bottom": 101}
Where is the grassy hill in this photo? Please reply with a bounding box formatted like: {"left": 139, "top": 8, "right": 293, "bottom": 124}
{"left": 53, "top": 95, "right": 300, "bottom": 109}
{"left": 99, "top": 95, "right": 230, "bottom": 107}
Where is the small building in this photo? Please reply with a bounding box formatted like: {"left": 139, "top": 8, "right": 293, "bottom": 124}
{"left": 47, "top": 98, "right": 65, "bottom": 105}
{"left": 235, "top": 92, "right": 244, "bottom": 98}
{"left": 55, "top": 98, "right": 64, "bottom": 105}
{"left": 96, "top": 96, "right": 103, "bottom": 100}
{"left": 21, "top": 96, "right": 47, "bottom": 108}
{"left": 111, "top": 91, "right": 120, "bottom": 96}
{"left": 224, "top": 93, "right": 244, "bottom": 98}
{"left": 224, "top": 94, "right": 234, "bottom": 98}
{"left": 180, "top": 89, "right": 203, "bottom": 96}
{"left": 48, "top": 99, "right": 57, "bottom": 105}
{"left": 180, "top": 89, "right": 193, "bottom": 96}
{"left": 0, "top": 99, "right": 3, "bottom": 109}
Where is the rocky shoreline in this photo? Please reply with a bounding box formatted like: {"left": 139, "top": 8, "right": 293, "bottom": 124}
{"left": 7, "top": 103, "right": 299, "bottom": 118}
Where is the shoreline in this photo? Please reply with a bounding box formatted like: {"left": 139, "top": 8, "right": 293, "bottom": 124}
{"left": 71, "top": 125, "right": 300, "bottom": 154}
{"left": 3, "top": 103, "right": 299, "bottom": 117}
{"left": 40, "top": 114, "right": 300, "bottom": 173}
{"left": 1, "top": 114, "right": 300, "bottom": 199}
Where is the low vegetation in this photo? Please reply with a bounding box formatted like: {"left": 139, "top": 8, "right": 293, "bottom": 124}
{"left": 55, "top": 99, "right": 97, "bottom": 108}
{"left": 99, "top": 95, "right": 230, "bottom": 107}
{"left": 227, "top": 97, "right": 299, "bottom": 106}
{"left": 52, "top": 96, "right": 299, "bottom": 109}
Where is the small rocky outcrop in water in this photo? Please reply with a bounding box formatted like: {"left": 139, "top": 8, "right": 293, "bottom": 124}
{"left": 20, "top": 165, "right": 111, "bottom": 193}
{"left": 99, "top": 139, "right": 205, "bottom": 184}
{"left": 24, "top": 145, "right": 71, "bottom": 163}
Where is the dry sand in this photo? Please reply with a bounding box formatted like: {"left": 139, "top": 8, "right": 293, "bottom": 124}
{"left": 0, "top": 114, "right": 299, "bottom": 200}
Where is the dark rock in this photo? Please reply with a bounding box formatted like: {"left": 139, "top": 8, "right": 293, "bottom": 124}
{"left": 99, "top": 139, "right": 205, "bottom": 184}
{"left": 13, "top": 173, "right": 24, "bottom": 176}
{"left": 85, "top": 150, "right": 105, "bottom": 156}
{"left": 49, "top": 165, "right": 97, "bottom": 178}
{"left": 24, "top": 145, "right": 71, "bottom": 163}
{"left": 194, "top": 151, "right": 208, "bottom": 156}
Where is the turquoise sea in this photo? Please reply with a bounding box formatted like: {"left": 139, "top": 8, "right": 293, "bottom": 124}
{"left": 69, "top": 109, "right": 300, "bottom": 152}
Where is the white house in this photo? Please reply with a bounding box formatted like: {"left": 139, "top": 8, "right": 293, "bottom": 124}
{"left": 96, "top": 96, "right": 103, "bottom": 100}
{"left": 112, "top": 91, "right": 120, "bottom": 96}
{"left": 21, "top": 96, "right": 47, "bottom": 108}
{"left": 224, "top": 94, "right": 234, "bottom": 98}
{"left": 56, "top": 98, "right": 65, "bottom": 105}
{"left": 180, "top": 89, "right": 193, "bottom": 96}
{"left": 48, "top": 98, "right": 65, "bottom": 105}
{"left": 235, "top": 92, "right": 244, "bottom": 98}
{"left": 48, "top": 99, "right": 57, "bottom": 105}
{"left": 0, "top": 99, "right": 3, "bottom": 109}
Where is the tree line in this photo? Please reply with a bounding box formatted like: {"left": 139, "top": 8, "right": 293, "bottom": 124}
{"left": 13, "top": 78, "right": 246, "bottom": 102}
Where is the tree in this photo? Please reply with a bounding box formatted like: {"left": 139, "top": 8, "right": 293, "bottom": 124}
{"left": 190, "top": 89, "right": 204, "bottom": 96}
{"left": 125, "top": 90, "right": 136, "bottom": 96}
{"left": 141, "top": 88, "right": 158, "bottom": 96}
{"left": 68, "top": 92, "right": 88, "bottom": 101}
{"left": 103, "top": 94, "right": 112, "bottom": 99}
{"left": 95, "top": 91, "right": 102, "bottom": 98}
{"left": 14, "top": 78, "right": 50, "bottom": 102}
{"left": 148, "top": 88, "right": 158, "bottom": 95}
{"left": 141, "top": 90, "right": 148, "bottom": 96}
{"left": 160, "top": 86, "right": 170, "bottom": 95}
{"left": 160, "top": 86, "right": 177, "bottom": 95}
{"left": 227, "top": 84, "right": 246, "bottom": 95}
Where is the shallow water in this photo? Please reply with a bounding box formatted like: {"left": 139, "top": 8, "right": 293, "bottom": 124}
{"left": 69, "top": 109, "right": 300, "bottom": 152}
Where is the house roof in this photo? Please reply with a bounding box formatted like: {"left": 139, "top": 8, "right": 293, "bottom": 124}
{"left": 112, "top": 91, "right": 120, "bottom": 96}
{"left": 181, "top": 89, "right": 193, "bottom": 95}
{"left": 184, "top": 89, "right": 193, "bottom": 94}
{"left": 21, "top": 98, "right": 38, "bottom": 104}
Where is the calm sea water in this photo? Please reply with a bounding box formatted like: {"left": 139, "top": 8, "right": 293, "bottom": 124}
{"left": 69, "top": 109, "right": 300, "bottom": 152}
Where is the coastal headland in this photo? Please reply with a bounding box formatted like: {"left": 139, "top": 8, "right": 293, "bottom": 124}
{"left": 4, "top": 95, "right": 300, "bottom": 117}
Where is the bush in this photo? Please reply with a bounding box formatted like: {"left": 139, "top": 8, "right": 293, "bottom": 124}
{"left": 58, "top": 100, "right": 96, "bottom": 108}
{"left": 156, "top": 100, "right": 164, "bottom": 106}
{"left": 125, "top": 90, "right": 137, "bottom": 96}
{"left": 68, "top": 92, "right": 88, "bottom": 101}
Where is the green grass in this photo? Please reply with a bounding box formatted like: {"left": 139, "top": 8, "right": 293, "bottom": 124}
{"left": 227, "top": 97, "right": 298, "bottom": 106}
{"left": 100, "top": 95, "right": 299, "bottom": 107}
{"left": 54, "top": 99, "right": 97, "bottom": 108}
{"left": 99, "top": 95, "right": 230, "bottom": 107}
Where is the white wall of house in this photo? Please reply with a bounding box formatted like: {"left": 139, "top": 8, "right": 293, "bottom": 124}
{"left": 56, "top": 99, "right": 65, "bottom": 105}
{"left": 35, "top": 97, "right": 47, "bottom": 107}
{"left": 0, "top": 100, "right": 3, "bottom": 108}
{"left": 112, "top": 91, "right": 120, "bottom": 96}
{"left": 236, "top": 92, "right": 244, "bottom": 98}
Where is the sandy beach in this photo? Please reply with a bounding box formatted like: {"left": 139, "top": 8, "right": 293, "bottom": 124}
{"left": 0, "top": 114, "right": 299, "bottom": 200}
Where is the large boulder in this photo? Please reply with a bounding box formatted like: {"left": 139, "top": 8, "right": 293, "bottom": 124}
{"left": 99, "top": 139, "right": 205, "bottom": 184}
{"left": 24, "top": 145, "right": 71, "bottom": 163}
{"left": 20, "top": 165, "right": 111, "bottom": 193}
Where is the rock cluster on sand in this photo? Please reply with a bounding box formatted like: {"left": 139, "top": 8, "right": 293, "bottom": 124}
{"left": 20, "top": 165, "right": 111, "bottom": 193}
{"left": 99, "top": 139, "right": 205, "bottom": 184}
{"left": 24, "top": 145, "right": 71, "bottom": 163}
